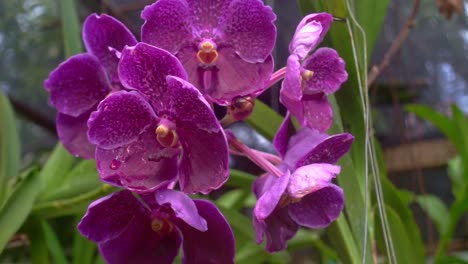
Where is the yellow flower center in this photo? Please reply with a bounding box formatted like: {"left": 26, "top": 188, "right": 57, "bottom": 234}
{"left": 197, "top": 41, "right": 219, "bottom": 66}
{"left": 155, "top": 124, "right": 179, "bottom": 147}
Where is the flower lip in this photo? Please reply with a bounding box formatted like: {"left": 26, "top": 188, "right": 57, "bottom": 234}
{"left": 151, "top": 218, "right": 174, "bottom": 235}
{"left": 155, "top": 121, "right": 179, "bottom": 148}
{"left": 197, "top": 40, "right": 219, "bottom": 65}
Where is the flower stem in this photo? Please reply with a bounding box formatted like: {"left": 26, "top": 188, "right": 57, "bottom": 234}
{"left": 264, "top": 67, "right": 286, "bottom": 89}
{"left": 226, "top": 132, "right": 283, "bottom": 177}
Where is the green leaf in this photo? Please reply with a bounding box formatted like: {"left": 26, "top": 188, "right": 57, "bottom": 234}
{"left": 218, "top": 206, "right": 254, "bottom": 240}
{"left": 375, "top": 205, "right": 420, "bottom": 264}
{"left": 59, "top": 0, "right": 82, "bottom": 57}
{"left": 374, "top": 141, "right": 425, "bottom": 262}
{"left": 288, "top": 230, "right": 338, "bottom": 261}
{"left": 73, "top": 216, "right": 96, "bottom": 264}
{"left": 416, "top": 195, "right": 450, "bottom": 235}
{"left": 245, "top": 100, "right": 283, "bottom": 140}
{"left": 0, "top": 93, "right": 20, "bottom": 207}
{"left": 448, "top": 156, "right": 465, "bottom": 201}
{"left": 216, "top": 189, "right": 250, "bottom": 210}
{"left": 40, "top": 160, "right": 100, "bottom": 202}
{"left": 326, "top": 215, "right": 361, "bottom": 264}
{"left": 26, "top": 218, "right": 50, "bottom": 264}
{"left": 0, "top": 168, "right": 41, "bottom": 253}
{"left": 33, "top": 184, "right": 115, "bottom": 219}
{"left": 406, "top": 104, "right": 458, "bottom": 147}
{"left": 354, "top": 0, "right": 389, "bottom": 58}
{"left": 227, "top": 169, "right": 256, "bottom": 189}
{"left": 38, "top": 144, "right": 75, "bottom": 199}
{"left": 451, "top": 105, "right": 468, "bottom": 175}
{"left": 41, "top": 220, "right": 68, "bottom": 264}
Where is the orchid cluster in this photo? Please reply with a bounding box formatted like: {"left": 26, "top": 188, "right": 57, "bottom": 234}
{"left": 44, "top": 0, "right": 351, "bottom": 262}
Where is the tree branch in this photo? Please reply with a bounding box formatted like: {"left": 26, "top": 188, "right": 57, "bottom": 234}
{"left": 367, "top": 0, "right": 422, "bottom": 87}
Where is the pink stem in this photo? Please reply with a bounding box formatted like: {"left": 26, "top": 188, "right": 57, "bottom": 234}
{"left": 264, "top": 67, "right": 287, "bottom": 90}
{"left": 227, "top": 133, "right": 283, "bottom": 178}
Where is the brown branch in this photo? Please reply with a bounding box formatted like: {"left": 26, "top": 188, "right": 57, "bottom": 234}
{"left": 8, "top": 96, "right": 57, "bottom": 137}
{"left": 367, "top": 0, "right": 422, "bottom": 87}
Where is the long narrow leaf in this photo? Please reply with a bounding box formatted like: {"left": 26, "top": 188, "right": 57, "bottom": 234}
{"left": 0, "top": 93, "right": 20, "bottom": 207}
{"left": 245, "top": 100, "right": 283, "bottom": 140}
{"left": 41, "top": 220, "right": 68, "bottom": 264}
{"left": 0, "top": 168, "right": 41, "bottom": 253}
{"left": 59, "top": 0, "right": 82, "bottom": 57}
{"left": 73, "top": 216, "right": 96, "bottom": 264}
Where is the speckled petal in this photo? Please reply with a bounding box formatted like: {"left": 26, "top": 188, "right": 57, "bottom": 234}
{"left": 206, "top": 48, "right": 273, "bottom": 104}
{"left": 141, "top": 0, "right": 193, "bottom": 54}
{"left": 155, "top": 189, "right": 207, "bottom": 231}
{"left": 302, "top": 93, "right": 333, "bottom": 132}
{"left": 272, "top": 112, "right": 293, "bottom": 158}
{"left": 186, "top": 0, "right": 229, "bottom": 32}
{"left": 289, "top": 13, "right": 333, "bottom": 58}
{"left": 288, "top": 185, "right": 344, "bottom": 229}
{"left": 282, "top": 127, "right": 327, "bottom": 169}
{"left": 303, "top": 48, "right": 348, "bottom": 94}
{"left": 219, "top": 0, "right": 276, "bottom": 63}
{"left": 100, "top": 226, "right": 180, "bottom": 264}
{"left": 253, "top": 171, "right": 290, "bottom": 220}
{"left": 87, "top": 91, "right": 156, "bottom": 149}
{"left": 95, "top": 127, "right": 178, "bottom": 193}
{"left": 44, "top": 54, "right": 111, "bottom": 117}
{"left": 118, "top": 43, "right": 188, "bottom": 108}
{"left": 280, "top": 55, "right": 303, "bottom": 120}
{"left": 253, "top": 207, "right": 299, "bottom": 252}
{"left": 83, "top": 14, "right": 137, "bottom": 84}
{"left": 56, "top": 111, "right": 95, "bottom": 159}
{"left": 296, "top": 132, "right": 354, "bottom": 167}
{"left": 287, "top": 163, "right": 341, "bottom": 199}
{"left": 165, "top": 76, "right": 229, "bottom": 194}
{"left": 78, "top": 190, "right": 147, "bottom": 243}
{"left": 176, "top": 200, "right": 235, "bottom": 264}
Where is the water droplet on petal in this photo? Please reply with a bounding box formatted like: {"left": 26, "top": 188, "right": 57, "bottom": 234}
{"left": 110, "top": 159, "right": 121, "bottom": 170}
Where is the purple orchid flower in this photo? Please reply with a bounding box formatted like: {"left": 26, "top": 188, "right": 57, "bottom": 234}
{"left": 280, "top": 13, "right": 348, "bottom": 132}
{"left": 78, "top": 189, "right": 235, "bottom": 264}
{"left": 253, "top": 114, "right": 354, "bottom": 252}
{"left": 43, "top": 14, "right": 137, "bottom": 159}
{"left": 87, "top": 43, "right": 229, "bottom": 194}
{"left": 140, "top": 0, "right": 277, "bottom": 105}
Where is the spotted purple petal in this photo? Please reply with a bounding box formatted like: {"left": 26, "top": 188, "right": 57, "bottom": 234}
{"left": 288, "top": 185, "right": 344, "bottom": 229}
{"left": 253, "top": 171, "right": 290, "bottom": 220}
{"left": 253, "top": 206, "right": 299, "bottom": 252}
{"left": 118, "top": 43, "right": 188, "bottom": 109}
{"left": 95, "top": 127, "right": 178, "bottom": 193}
{"left": 219, "top": 0, "right": 276, "bottom": 63}
{"left": 83, "top": 14, "right": 137, "bottom": 84}
{"left": 212, "top": 49, "right": 274, "bottom": 104}
{"left": 302, "top": 48, "right": 348, "bottom": 94}
{"left": 296, "top": 132, "right": 354, "bottom": 167}
{"left": 100, "top": 223, "right": 180, "bottom": 264}
{"left": 272, "top": 112, "right": 293, "bottom": 158}
{"left": 165, "top": 76, "right": 229, "bottom": 194}
{"left": 56, "top": 112, "right": 95, "bottom": 159}
{"left": 141, "top": 0, "right": 192, "bottom": 54}
{"left": 155, "top": 189, "right": 207, "bottom": 231}
{"left": 302, "top": 93, "right": 333, "bottom": 132}
{"left": 78, "top": 190, "right": 146, "bottom": 243}
{"left": 282, "top": 127, "right": 327, "bottom": 169}
{"left": 44, "top": 53, "right": 111, "bottom": 117}
{"left": 88, "top": 91, "right": 156, "bottom": 149}
{"left": 176, "top": 200, "right": 235, "bottom": 264}
{"left": 289, "top": 13, "right": 333, "bottom": 59}
{"left": 287, "top": 163, "right": 341, "bottom": 199}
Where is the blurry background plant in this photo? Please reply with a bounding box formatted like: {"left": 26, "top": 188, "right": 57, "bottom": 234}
{"left": 0, "top": 0, "right": 467, "bottom": 263}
